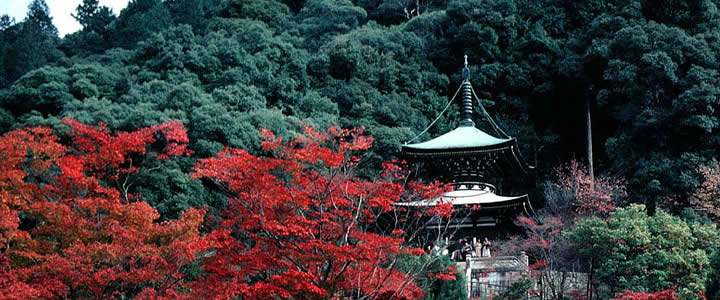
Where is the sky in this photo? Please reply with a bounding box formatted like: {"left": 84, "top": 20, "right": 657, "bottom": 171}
{"left": 0, "top": 0, "right": 130, "bottom": 36}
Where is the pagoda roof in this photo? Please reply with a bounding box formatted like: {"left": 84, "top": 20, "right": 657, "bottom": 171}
{"left": 401, "top": 126, "right": 531, "bottom": 175}
{"left": 402, "top": 126, "right": 513, "bottom": 152}
{"left": 395, "top": 183, "right": 530, "bottom": 211}
{"left": 400, "top": 56, "right": 533, "bottom": 176}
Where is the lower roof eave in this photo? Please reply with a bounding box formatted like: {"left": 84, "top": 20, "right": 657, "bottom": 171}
{"left": 394, "top": 194, "right": 529, "bottom": 208}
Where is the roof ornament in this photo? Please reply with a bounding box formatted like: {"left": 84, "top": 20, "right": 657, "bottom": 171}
{"left": 462, "top": 55, "right": 470, "bottom": 80}
{"left": 459, "top": 55, "right": 475, "bottom": 127}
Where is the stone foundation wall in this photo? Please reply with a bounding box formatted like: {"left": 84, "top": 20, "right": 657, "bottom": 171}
{"left": 457, "top": 252, "right": 530, "bottom": 298}
{"left": 529, "top": 271, "right": 590, "bottom": 300}
{"left": 457, "top": 253, "right": 590, "bottom": 299}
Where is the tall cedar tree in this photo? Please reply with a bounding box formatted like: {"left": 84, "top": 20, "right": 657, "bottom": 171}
{"left": 26, "top": 0, "right": 57, "bottom": 34}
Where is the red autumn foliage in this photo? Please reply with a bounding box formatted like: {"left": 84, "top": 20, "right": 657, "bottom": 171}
{"left": 501, "top": 160, "right": 626, "bottom": 299}
{"left": 190, "top": 125, "right": 445, "bottom": 299}
{"left": 429, "top": 265, "right": 458, "bottom": 281}
{"left": 513, "top": 216, "right": 563, "bottom": 251}
{"left": 1, "top": 121, "right": 450, "bottom": 299}
{"left": 527, "top": 259, "right": 548, "bottom": 270}
{"left": 546, "top": 159, "right": 626, "bottom": 220}
{"left": 612, "top": 287, "right": 678, "bottom": 300}
{"left": 0, "top": 119, "right": 205, "bottom": 299}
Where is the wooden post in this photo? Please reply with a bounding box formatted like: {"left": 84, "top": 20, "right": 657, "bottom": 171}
{"left": 585, "top": 86, "right": 594, "bottom": 185}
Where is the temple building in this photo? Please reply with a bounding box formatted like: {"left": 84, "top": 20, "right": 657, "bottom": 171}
{"left": 396, "top": 56, "right": 534, "bottom": 298}
{"left": 397, "top": 56, "right": 534, "bottom": 239}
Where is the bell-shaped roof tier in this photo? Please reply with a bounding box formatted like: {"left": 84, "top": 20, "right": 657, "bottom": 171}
{"left": 401, "top": 56, "right": 532, "bottom": 181}
{"left": 402, "top": 133, "right": 530, "bottom": 180}
{"left": 403, "top": 126, "right": 512, "bottom": 150}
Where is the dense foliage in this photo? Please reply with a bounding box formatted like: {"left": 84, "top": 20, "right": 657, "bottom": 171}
{"left": 0, "top": 119, "right": 206, "bottom": 298}
{"left": 188, "top": 125, "right": 448, "bottom": 299}
{"left": 0, "top": 120, "right": 458, "bottom": 298}
{"left": 2, "top": 0, "right": 720, "bottom": 214}
{"left": 394, "top": 254, "right": 467, "bottom": 300}
{"left": 500, "top": 160, "right": 628, "bottom": 299}
{"left": 568, "top": 205, "right": 720, "bottom": 299}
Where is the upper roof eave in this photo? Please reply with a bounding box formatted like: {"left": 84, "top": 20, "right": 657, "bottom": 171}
{"left": 402, "top": 126, "right": 513, "bottom": 152}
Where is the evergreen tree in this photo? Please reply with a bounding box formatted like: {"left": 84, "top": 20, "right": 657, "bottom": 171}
{"left": 26, "top": 0, "right": 57, "bottom": 35}
{"left": 1, "top": 1, "right": 62, "bottom": 88}
{"left": 72, "top": 0, "right": 115, "bottom": 35}
{"left": 0, "top": 15, "right": 14, "bottom": 31}
{"left": 568, "top": 205, "right": 720, "bottom": 298}
{"left": 113, "top": 0, "right": 174, "bottom": 48}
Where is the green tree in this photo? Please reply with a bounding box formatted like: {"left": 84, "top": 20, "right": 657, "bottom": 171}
{"left": 707, "top": 250, "right": 720, "bottom": 300}
{"left": 166, "top": 0, "right": 219, "bottom": 30}
{"left": 26, "top": 0, "right": 57, "bottom": 34}
{"left": 567, "top": 204, "right": 720, "bottom": 299}
{"left": 0, "top": 15, "right": 13, "bottom": 31}
{"left": 113, "top": 0, "right": 174, "bottom": 48}
{"left": 296, "top": 0, "right": 367, "bottom": 50}
{"left": 358, "top": 0, "right": 439, "bottom": 25}
{"left": 0, "top": 15, "right": 16, "bottom": 88}
{"left": 132, "top": 158, "right": 226, "bottom": 221}
{"left": 73, "top": 0, "right": 115, "bottom": 35}
{"left": 598, "top": 20, "right": 720, "bottom": 211}
{"left": 3, "top": 66, "right": 73, "bottom": 115}
{"left": 311, "top": 23, "right": 450, "bottom": 165}
{"left": 63, "top": 1, "right": 115, "bottom": 55}
{"left": 221, "top": 0, "right": 290, "bottom": 26}
{"left": 1, "top": 1, "right": 63, "bottom": 87}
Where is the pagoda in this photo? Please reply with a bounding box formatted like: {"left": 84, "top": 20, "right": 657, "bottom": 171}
{"left": 397, "top": 56, "right": 534, "bottom": 239}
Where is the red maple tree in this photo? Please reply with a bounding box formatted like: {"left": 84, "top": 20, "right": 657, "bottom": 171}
{"left": 498, "top": 159, "right": 627, "bottom": 299}
{"left": 545, "top": 159, "right": 627, "bottom": 220}
{"left": 1, "top": 121, "right": 453, "bottom": 299}
{"left": 190, "top": 126, "right": 447, "bottom": 299}
{"left": 612, "top": 287, "right": 679, "bottom": 300}
{"left": 0, "top": 119, "right": 207, "bottom": 299}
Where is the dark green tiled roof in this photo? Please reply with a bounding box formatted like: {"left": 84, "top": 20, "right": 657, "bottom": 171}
{"left": 403, "top": 126, "right": 511, "bottom": 151}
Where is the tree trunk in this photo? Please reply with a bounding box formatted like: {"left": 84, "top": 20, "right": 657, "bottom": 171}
{"left": 585, "top": 87, "right": 594, "bottom": 185}
{"left": 560, "top": 271, "right": 567, "bottom": 299}
{"left": 587, "top": 258, "right": 594, "bottom": 300}
{"left": 546, "top": 272, "right": 558, "bottom": 300}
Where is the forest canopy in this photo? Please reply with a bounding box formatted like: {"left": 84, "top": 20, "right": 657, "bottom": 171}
{"left": 2, "top": 0, "right": 719, "bottom": 213}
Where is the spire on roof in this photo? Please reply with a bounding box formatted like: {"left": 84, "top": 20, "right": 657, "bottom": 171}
{"left": 463, "top": 55, "right": 470, "bottom": 79}
{"left": 401, "top": 55, "right": 533, "bottom": 177}
{"left": 460, "top": 55, "right": 475, "bottom": 127}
